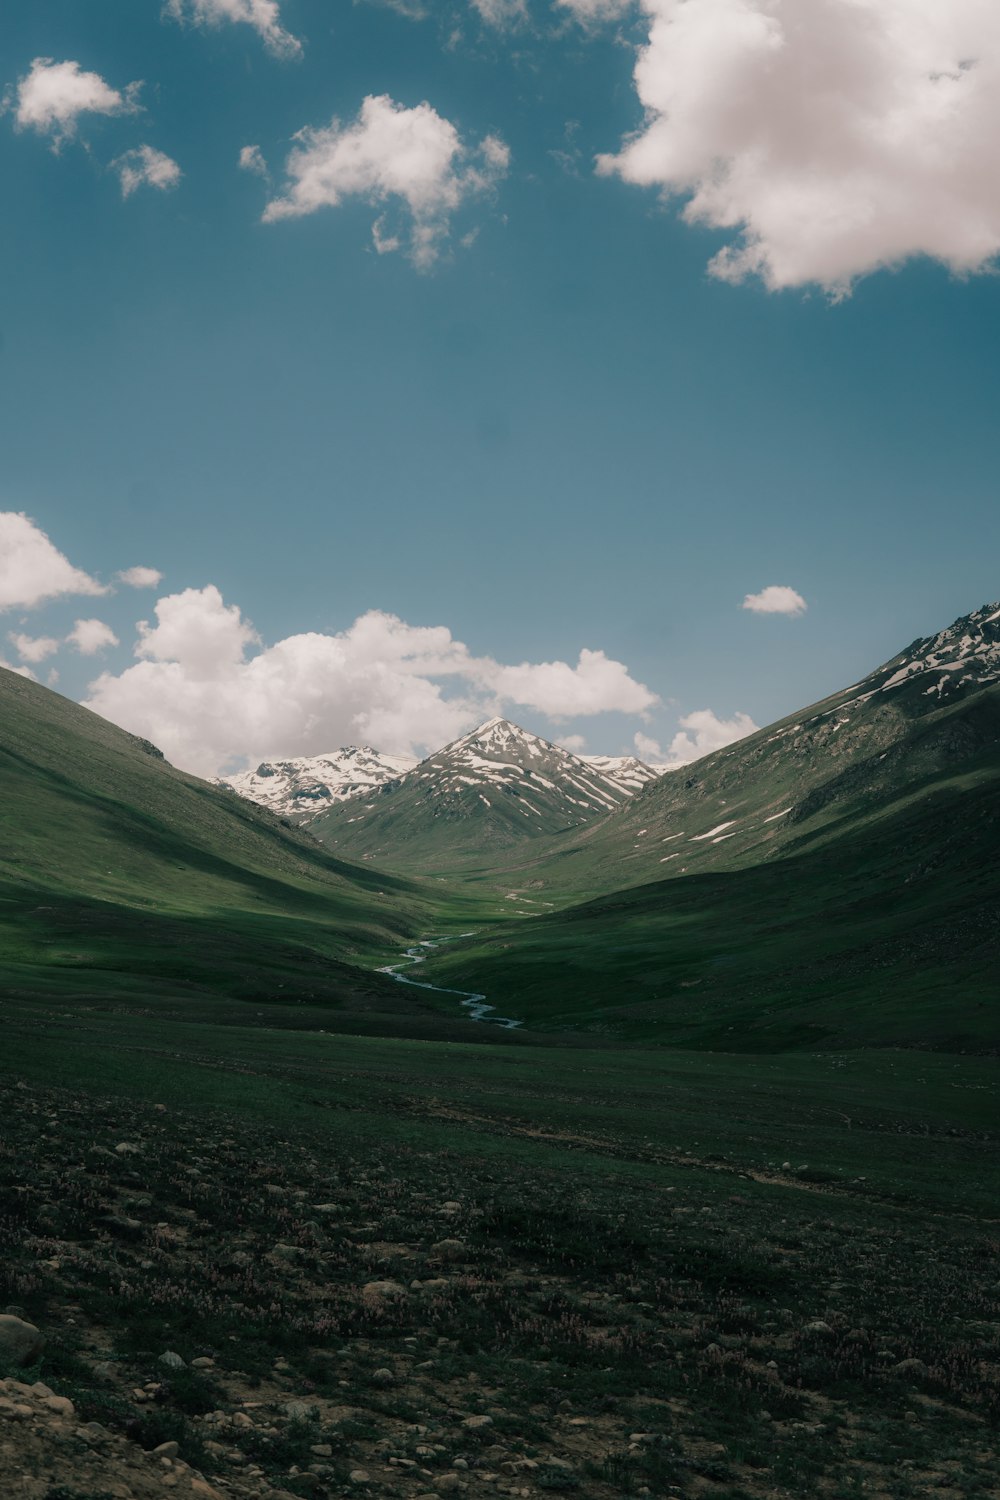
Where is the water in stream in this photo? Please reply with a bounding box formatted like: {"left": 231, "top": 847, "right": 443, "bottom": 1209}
{"left": 377, "top": 936, "right": 522, "bottom": 1029}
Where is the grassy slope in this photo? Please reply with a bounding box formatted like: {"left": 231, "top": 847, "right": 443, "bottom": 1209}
{"left": 318, "top": 661, "right": 1000, "bottom": 907}
{"left": 0, "top": 667, "right": 485, "bottom": 1019}
{"left": 415, "top": 764, "right": 1000, "bottom": 1050}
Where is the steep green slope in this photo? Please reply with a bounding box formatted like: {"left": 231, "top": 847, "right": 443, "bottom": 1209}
{"left": 439, "top": 601, "right": 1000, "bottom": 903}
{"left": 416, "top": 759, "right": 1000, "bottom": 1050}
{"left": 0, "top": 668, "right": 473, "bottom": 1015}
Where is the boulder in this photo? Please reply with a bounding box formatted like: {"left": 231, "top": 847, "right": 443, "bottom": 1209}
{"left": 0, "top": 1316, "right": 44, "bottom": 1367}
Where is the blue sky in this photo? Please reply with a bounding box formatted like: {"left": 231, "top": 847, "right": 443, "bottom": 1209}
{"left": 2, "top": 0, "right": 999, "bottom": 774}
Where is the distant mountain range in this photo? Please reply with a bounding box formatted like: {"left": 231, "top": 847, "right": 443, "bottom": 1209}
{"left": 218, "top": 718, "right": 661, "bottom": 868}
{"left": 218, "top": 746, "right": 418, "bottom": 825}
{"left": 3, "top": 596, "right": 998, "bottom": 1051}
{"left": 305, "top": 718, "right": 662, "bottom": 869}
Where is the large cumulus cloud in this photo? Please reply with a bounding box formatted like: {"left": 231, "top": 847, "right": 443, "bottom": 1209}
{"left": 84, "top": 586, "right": 658, "bottom": 775}
{"left": 598, "top": 0, "right": 1000, "bottom": 294}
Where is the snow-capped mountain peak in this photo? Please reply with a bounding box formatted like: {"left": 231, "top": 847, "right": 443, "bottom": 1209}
{"left": 217, "top": 745, "right": 416, "bottom": 825}
{"left": 868, "top": 600, "right": 1000, "bottom": 700}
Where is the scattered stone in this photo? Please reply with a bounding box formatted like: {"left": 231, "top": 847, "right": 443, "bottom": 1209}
{"left": 893, "top": 1358, "right": 929, "bottom": 1377}
{"left": 158, "top": 1351, "right": 186, "bottom": 1369}
{"left": 0, "top": 1315, "right": 44, "bottom": 1367}
{"left": 153, "top": 1440, "right": 180, "bottom": 1458}
{"left": 349, "top": 1469, "right": 372, "bottom": 1484}
{"left": 283, "top": 1400, "right": 315, "bottom": 1420}
{"left": 803, "top": 1320, "right": 834, "bottom": 1336}
{"left": 45, "top": 1395, "right": 75, "bottom": 1417}
{"left": 431, "top": 1239, "right": 466, "bottom": 1261}
{"left": 462, "top": 1414, "right": 493, "bottom": 1430}
{"left": 362, "top": 1279, "right": 407, "bottom": 1298}
{"left": 371, "top": 1367, "right": 396, "bottom": 1385}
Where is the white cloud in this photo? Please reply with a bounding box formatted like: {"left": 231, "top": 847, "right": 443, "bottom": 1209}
{"left": 11, "top": 58, "right": 140, "bottom": 148}
{"left": 262, "top": 95, "right": 510, "bottom": 269}
{"left": 556, "top": 0, "right": 634, "bottom": 20}
{"left": 0, "top": 513, "right": 107, "bottom": 612}
{"left": 83, "top": 587, "right": 655, "bottom": 776}
{"left": 557, "top": 733, "right": 588, "bottom": 752}
{"left": 470, "top": 0, "right": 529, "bottom": 26}
{"left": 8, "top": 632, "right": 60, "bottom": 664}
{"left": 742, "top": 584, "right": 807, "bottom": 616}
{"left": 484, "top": 649, "right": 655, "bottom": 718}
{"left": 67, "top": 618, "right": 120, "bottom": 655}
{"left": 136, "top": 585, "right": 260, "bottom": 676}
{"left": 164, "top": 0, "right": 303, "bottom": 59}
{"left": 238, "top": 143, "right": 269, "bottom": 179}
{"left": 598, "top": 0, "right": 1000, "bottom": 295}
{"left": 113, "top": 145, "right": 182, "bottom": 198}
{"left": 636, "top": 707, "right": 758, "bottom": 766}
{"left": 117, "top": 565, "right": 163, "bottom": 589}
{"left": 0, "top": 655, "right": 36, "bottom": 681}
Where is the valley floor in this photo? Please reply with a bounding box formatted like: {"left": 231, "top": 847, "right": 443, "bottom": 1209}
{"left": 1, "top": 996, "right": 998, "bottom": 1500}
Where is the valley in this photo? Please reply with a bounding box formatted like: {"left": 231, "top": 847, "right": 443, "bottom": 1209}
{"left": 1, "top": 599, "right": 998, "bottom": 1500}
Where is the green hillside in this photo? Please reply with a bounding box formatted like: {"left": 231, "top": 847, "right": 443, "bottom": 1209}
{"left": 415, "top": 759, "right": 1000, "bottom": 1050}
{"left": 397, "top": 601, "right": 1000, "bottom": 906}
{"left": 402, "top": 604, "right": 1000, "bottom": 1049}
{"left": 0, "top": 667, "right": 479, "bottom": 1022}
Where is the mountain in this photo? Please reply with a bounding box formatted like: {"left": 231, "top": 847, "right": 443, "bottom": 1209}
{"left": 580, "top": 753, "right": 664, "bottom": 791}
{"left": 409, "top": 602, "right": 1000, "bottom": 1050}
{"left": 217, "top": 746, "right": 417, "bottom": 825}
{"left": 0, "top": 665, "right": 472, "bottom": 1029}
{"left": 472, "top": 600, "right": 1000, "bottom": 899}
{"left": 309, "top": 718, "right": 659, "bottom": 872}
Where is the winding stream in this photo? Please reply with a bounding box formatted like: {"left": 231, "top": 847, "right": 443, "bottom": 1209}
{"left": 377, "top": 936, "right": 522, "bottom": 1029}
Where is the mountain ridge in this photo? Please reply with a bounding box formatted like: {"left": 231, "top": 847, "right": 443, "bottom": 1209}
{"left": 309, "top": 717, "right": 661, "bottom": 871}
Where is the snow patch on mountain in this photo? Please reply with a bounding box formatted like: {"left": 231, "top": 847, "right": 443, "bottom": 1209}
{"left": 218, "top": 746, "right": 416, "bottom": 824}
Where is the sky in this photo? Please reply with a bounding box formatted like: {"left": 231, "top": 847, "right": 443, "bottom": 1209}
{"left": 1, "top": 0, "right": 999, "bottom": 776}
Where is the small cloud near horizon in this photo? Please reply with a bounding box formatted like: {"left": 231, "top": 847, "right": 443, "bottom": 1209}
{"left": 742, "top": 585, "right": 807, "bottom": 616}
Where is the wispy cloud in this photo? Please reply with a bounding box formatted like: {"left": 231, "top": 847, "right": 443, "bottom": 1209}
{"left": 262, "top": 95, "right": 510, "bottom": 269}
{"left": 8, "top": 632, "right": 60, "bottom": 664}
{"left": 9, "top": 57, "right": 140, "bottom": 149}
{"left": 67, "top": 618, "right": 120, "bottom": 655}
{"left": 117, "top": 566, "right": 163, "bottom": 589}
{"left": 164, "top": 0, "right": 303, "bottom": 59}
{"left": 113, "top": 145, "right": 182, "bottom": 198}
{"left": 636, "top": 707, "right": 758, "bottom": 767}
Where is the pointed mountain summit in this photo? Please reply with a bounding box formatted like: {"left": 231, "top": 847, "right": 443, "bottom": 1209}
{"left": 308, "top": 718, "right": 658, "bottom": 871}
{"left": 218, "top": 745, "right": 417, "bottom": 826}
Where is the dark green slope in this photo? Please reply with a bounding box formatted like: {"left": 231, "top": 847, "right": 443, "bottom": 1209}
{"left": 417, "top": 761, "right": 1000, "bottom": 1050}
{"left": 412, "top": 603, "right": 1000, "bottom": 1049}
{"left": 455, "top": 601, "right": 1000, "bottom": 902}
{"left": 0, "top": 668, "right": 460, "bottom": 1016}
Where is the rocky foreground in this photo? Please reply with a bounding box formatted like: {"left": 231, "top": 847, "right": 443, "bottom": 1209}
{"left": 1, "top": 1073, "right": 998, "bottom": 1500}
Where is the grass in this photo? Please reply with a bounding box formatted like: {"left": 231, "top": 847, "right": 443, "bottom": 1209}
{"left": 414, "top": 767, "right": 1000, "bottom": 1050}
{"left": 1, "top": 998, "right": 998, "bottom": 1499}
{"left": 0, "top": 665, "right": 500, "bottom": 1029}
